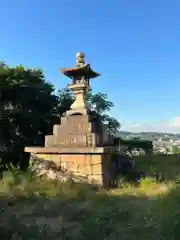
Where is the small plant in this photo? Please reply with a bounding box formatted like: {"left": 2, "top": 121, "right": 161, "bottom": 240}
{"left": 139, "top": 177, "right": 157, "bottom": 187}
{"left": 175, "top": 176, "right": 180, "bottom": 184}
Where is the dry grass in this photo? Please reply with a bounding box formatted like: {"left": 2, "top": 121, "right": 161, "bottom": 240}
{"left": 0, "top": 171, "right": 177, "bottom": 240}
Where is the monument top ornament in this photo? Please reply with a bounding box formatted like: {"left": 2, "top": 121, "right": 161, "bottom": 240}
{"left": 60, "top": 52, "right": 101, "bottom": 82}
{"left": 60, "top": 52, "right": 101, "bottom": 116}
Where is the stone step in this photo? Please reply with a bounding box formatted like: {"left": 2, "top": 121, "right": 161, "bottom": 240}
{"left": 45, "top": 133, "right": 89, "bottom": 147}
{"left": 53, "top": 122, "right": 93, "bottom": 135}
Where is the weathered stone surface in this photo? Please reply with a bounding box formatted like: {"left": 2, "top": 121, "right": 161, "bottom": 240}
{"left": 44, "top": 112, "right": 114, "bottom": 148}
{"left": 25, "top": 146, "right": 116, "bottom": 154}
{"left": 45, "top": 134, "right": 89, "bottom": 147}
{"left": 29, "top": 154, "right": 88, "bottom": 183}
{"left": 65, "top": 115, "right": 90, "bottom": 132}
{"left": 28, "top": 152, "right": 115, "bottom": 187}
{"left": 45, "top": 114, "right": 98, "bottom": 147}
{"left": 54, "top": 116, "right": 92, "bottom": 135}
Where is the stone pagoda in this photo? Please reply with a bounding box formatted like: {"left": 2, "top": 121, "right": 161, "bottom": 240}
{"left": 25, "top": 52, "right": 116, "bottom": 187}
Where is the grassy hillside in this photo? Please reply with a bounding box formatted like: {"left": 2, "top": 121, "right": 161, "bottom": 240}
{"left": 0, "top": 155, "right": 180, "bottom": 239}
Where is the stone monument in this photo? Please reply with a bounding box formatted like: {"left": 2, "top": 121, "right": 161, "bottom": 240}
{"left": 25, "top": 52, "right": 116, "bottom": 187}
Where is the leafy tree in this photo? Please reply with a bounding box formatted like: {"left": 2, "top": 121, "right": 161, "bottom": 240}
{"left": 103, "top": 115, "right": 121, "bottom": 135}
{"left": 57, "top": 87, "right": 74, "bottom": 116}
{"left": 87, "top": 90, "right": 121, "bottom": 134}
{"left": 0, "top": 63, "right": 58, "bottom": 169}
{"left": 118, "top": 137, "right": 153, "bottom": 154}
{"left": 87, "top": 90, "right": 114, "bottom": 114}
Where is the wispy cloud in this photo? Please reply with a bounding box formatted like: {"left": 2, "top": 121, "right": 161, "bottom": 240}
{"left": 121, "top": 117, "right": 180, "bottom": 133}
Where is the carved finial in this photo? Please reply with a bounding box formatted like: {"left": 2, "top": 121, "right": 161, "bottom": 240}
{"left": 76, "top": 52, "right": 85, "bottom": 67}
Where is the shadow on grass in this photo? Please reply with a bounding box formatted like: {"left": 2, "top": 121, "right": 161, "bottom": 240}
{"left": 0, "top": 178, "right": 164, "bottom": 240}
{"left": 134, "top": 154, "right": 180, "bottom": 182}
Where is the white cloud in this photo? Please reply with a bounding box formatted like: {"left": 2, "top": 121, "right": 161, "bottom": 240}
{"left": 171, "top": 117, "right": 180, "bottom": 128}
{"left": 121, "top": 117, "right": 180, "bottom": 133}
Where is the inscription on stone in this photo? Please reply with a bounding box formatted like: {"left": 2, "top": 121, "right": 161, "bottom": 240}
{"left": 45, "top": 114, "right": 100, "bottom": 148}
{"left": 66, "top": 116, "right": 89, "bottom": 133}
{"left": 57, "top": 134, "right": 88, "bottom": 146}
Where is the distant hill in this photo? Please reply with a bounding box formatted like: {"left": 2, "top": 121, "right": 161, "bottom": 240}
{"left": 115, "top": 131, "right": 180, "bottom": 141}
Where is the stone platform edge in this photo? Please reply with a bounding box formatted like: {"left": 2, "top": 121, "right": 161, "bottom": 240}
{"left": 25, "top": 146, "right": 116, "bottom": 154}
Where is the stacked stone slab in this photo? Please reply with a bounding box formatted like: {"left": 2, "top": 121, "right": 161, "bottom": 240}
{"left": 45, "top": 114, "right": 114, "bottom": 148}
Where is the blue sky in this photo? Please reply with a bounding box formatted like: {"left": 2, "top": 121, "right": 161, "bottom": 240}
{"left": 1, "top": 0, "right": 180, "bottom": 132}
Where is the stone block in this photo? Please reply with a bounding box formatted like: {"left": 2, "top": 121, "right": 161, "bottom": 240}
{"left": 91, "top": 163, "right": 102, "bottom": 175}
{"left": 45, "top": 135, "right": 55, "bottom": 147}
{"left": 85, "top": 164, "right": 93, "bottom": 175}
{"left": 90, "top": 155, "right": 102, "bottom": 165}
{"left": 88, "top": 175, "right": 103, "bottom": 185}
{"left": 50, "top": 155, "right": 61, "bottom": 165}
{"left": 65, "top": 115, "right": 90, "bottom": 133}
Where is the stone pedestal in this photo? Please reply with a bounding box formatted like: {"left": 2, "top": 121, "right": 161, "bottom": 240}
{"left": 25, "top": 113, "right": 115, "bottom": 187}
{"left": 25, "top": 146, "right": 116, "bottom": 187}
{"left": 45, "top": 114, "right": 114, "bottom": 148}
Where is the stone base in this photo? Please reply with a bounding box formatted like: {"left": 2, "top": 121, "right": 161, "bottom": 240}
{"left": 25, "top": 146, "right": 116, "bottom": 187}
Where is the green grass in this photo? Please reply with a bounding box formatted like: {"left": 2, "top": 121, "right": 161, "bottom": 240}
{"left": 0, "top": 155, "right": 180, "bottom": 239}
{"left": 134, "top": 155, "right": 180, "bottom": 181}
{"left": 0, "top": 174, "right": 174, "bottom": 239}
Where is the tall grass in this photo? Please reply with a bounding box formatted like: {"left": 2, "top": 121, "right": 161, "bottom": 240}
{"left": 0, "top": 155, "right": 180, "bottom": 239}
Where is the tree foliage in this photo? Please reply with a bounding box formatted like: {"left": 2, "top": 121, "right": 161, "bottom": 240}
{"left": 114, "top": 137, "right": 153, "bottom": 154}
{"left": 125, "top": 139, "right": 153, "bottom": 153}
{"left": 57, "top": 88, "right": 74, "bottom": 116}
{"left": 0, "top": 63, "right": 58, "bottom": 169}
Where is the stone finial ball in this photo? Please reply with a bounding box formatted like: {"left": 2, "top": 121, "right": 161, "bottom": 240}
{"left": 76, "top": 52, "right": 85, "bottom": 59}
